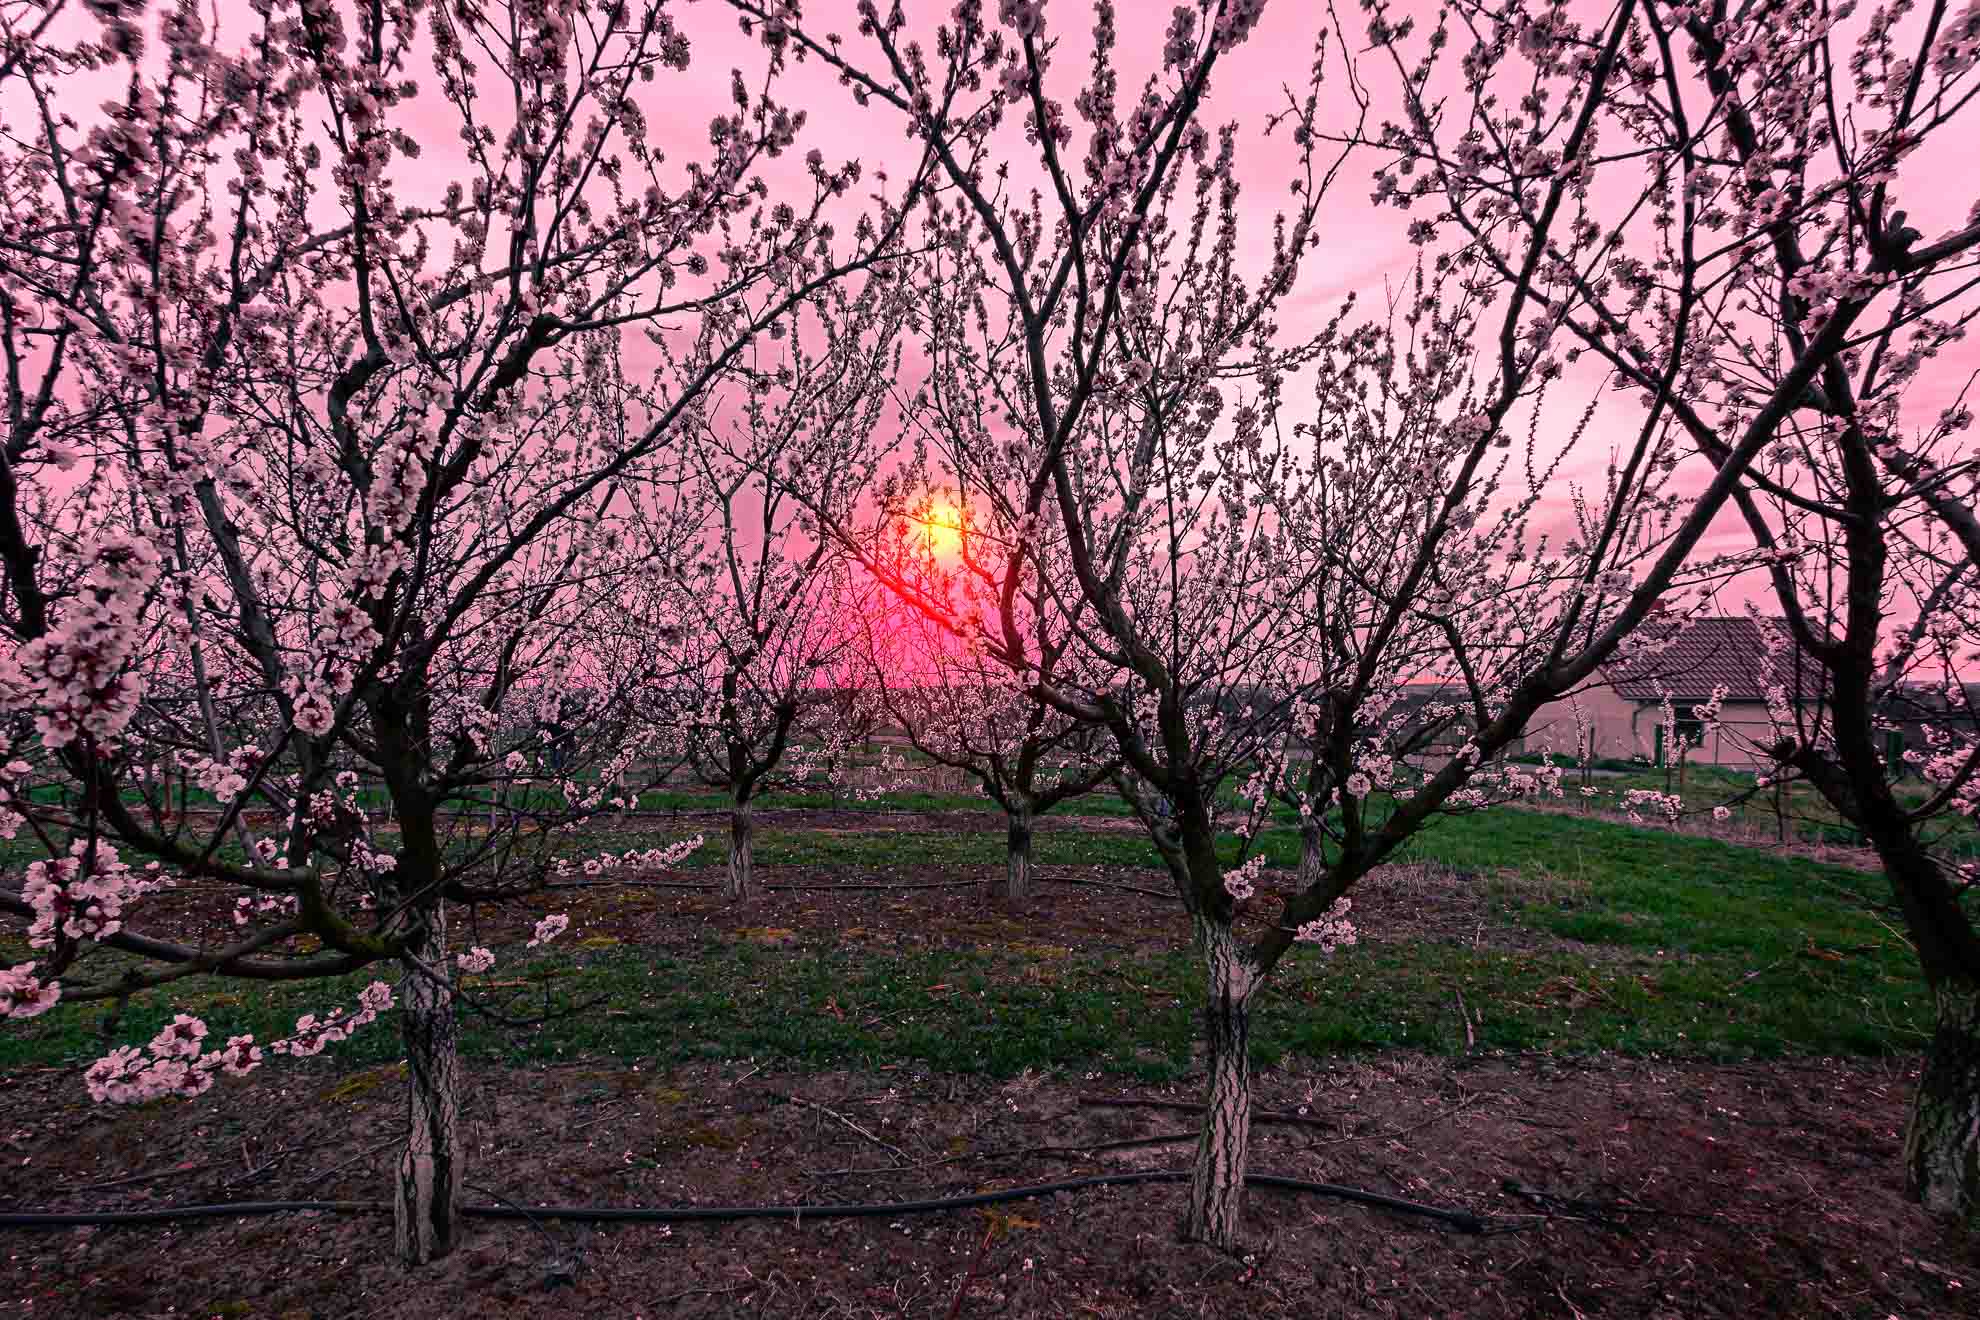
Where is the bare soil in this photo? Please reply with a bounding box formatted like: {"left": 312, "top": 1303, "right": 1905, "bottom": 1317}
{"left": 2, "top": 1052, "right": 1973, "bottom": 1318}
{"left": 131, "top": 852, "right": 1557, "bottom": 969}
{"left": 4, "top": 818, "right": 1968, "bottom": 1317}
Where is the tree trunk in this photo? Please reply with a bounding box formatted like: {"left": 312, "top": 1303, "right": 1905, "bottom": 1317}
{"left": 1906, "top": 980, "right": 1980, "bottom": 1224}
{"left": 395, "top": 907, "right": 463, "bottom": 1265}
{"left": 724, "top": 795, "right": 755, "bottom": 900}
{"left": 1184, "top": 918, "right": 1259, "bottom": 1249}
{"left": 1002, "top": 806, "right": 1034, "bottom": 904}
{"left": 1297, "top": 821, "right": 1325, "bottom": 889}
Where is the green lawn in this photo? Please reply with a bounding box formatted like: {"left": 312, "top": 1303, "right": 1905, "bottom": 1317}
{"left": 1534, "top": 759, "right": 1980, "bottom": 860}
{"left": 3, "top": 805, "right": 1926, "bottom": 1082}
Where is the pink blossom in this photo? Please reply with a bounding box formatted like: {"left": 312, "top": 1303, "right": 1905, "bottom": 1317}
{"left": 0, "top": 964, "right": 59, "bottom": 1019}
{"left": 1293, "top": 898, "right": 1357, "bottom": 952}
{"left": 527, "top": 913, "right": 571, "bottom": 947}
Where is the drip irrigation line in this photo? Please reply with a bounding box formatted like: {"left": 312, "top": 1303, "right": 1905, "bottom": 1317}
{"left": 544, "top": 879, "right": 984, "bottom": 893}
{"left": 0, "top": 1170, "right": 1485, "bottom": 1234}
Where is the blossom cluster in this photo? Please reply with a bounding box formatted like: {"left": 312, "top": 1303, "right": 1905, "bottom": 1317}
{"left": 1222, "top": 853, "right": 1268, "bottom": 902}
{"left": 0, "top": 963, "right": 60, "bottom": 1019}
{"left": 551, "top": 835, "right": 706, "bottom": 880}
{"left": 1293, "top": 898, "right": 1357, "bottom": 952}
{"left": 83, "top": 981, "right": 392, "bottom": 1104}
{"left": 0, "top": 536, "right": 160, "bottom": 749}
{"left": 266, "top": 982, "right": 398, "bottom": 1060}
{"left": 23, "top": 839, "right": 161, "bottom": 950}
{"left": 456, "top": 946, "right": 497, "bottom": 974}
{"left": 84, "top": 1014, "right": 264, "bottom": 1104}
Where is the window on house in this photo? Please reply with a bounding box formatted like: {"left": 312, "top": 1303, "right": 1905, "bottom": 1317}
{"left": 1675, "top": 717, "right": 1706, "bottom": 750}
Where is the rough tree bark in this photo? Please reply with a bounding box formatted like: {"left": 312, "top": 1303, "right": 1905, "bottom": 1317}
{"left": 371, "top": 690, "right": 465, "bottom": 1266}
{"left": 1793, "top": 644, "right": 1980, "bottom": 1224}
{"left": 1879, "top": 812, "right": 1980, "bottom": 1222}
{"left": 1297, "top": 821, "right": 1326, "bottom": 891}
{"left": 1002, "top": 803, "right": 1034, "bottom": 904}
{"left": 1908, "top": 979, "right": 1980, "bottom": 1222}
{"left": 394, "top": 905, "right": 463, "bottom": 1265}
{"left": 725, "top": 792, "right": 756, "bottom": 900}
{"left": 1185, "top": 918, "right": 1259, "bottom": 1248}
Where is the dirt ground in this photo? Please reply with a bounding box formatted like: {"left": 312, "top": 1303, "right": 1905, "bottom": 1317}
{"left": 2, "top": 1051, "right": 1974, "bottom": 1319}
{"left": 4, "top": 821, "right": 1970, "bottom": 1317}
{"left": 130, "top": 844, "right": 1555, "bottom": 969}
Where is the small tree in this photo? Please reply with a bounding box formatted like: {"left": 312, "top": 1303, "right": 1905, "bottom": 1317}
{"left": 860, "top": 529, "right": 1117, "bottom": 902}
{"left": 644, "top": 277, "right": 914, "bottom": 898}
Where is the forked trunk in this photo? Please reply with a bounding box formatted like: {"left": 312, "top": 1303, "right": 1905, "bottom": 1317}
{"left": 1002, "top": 806, "right": 1034, "bottom": 904}
{"left": 395, "top": 907, "right": 463, "bottom": 1265}
{"left": 724, "top": 795, "right": 755, "bottom": 900}
{"left": 1185, "top": 918, "right": 1259, "bottom": 1249}
{"left": 1906, "top": 980, "right": 1980, "bottom": 1225}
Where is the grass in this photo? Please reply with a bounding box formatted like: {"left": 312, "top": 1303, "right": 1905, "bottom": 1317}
{"left": 655, "top": 805, "right": 1901, "bottom": 971}
{"left": 1542, "top": 759, "right": 1980, "bottom": 859}
{"left": 1, "top": 935, "right": 1918, "bottom": 1085}
{"left": 1397, "top": 809, "right": 1900, "bottom": 956}
{"left": 3, "top": 803, "right": 1927, "bottom": 1082}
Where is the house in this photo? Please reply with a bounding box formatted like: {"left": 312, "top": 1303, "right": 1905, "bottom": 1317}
{"left": 1520, "top": 616, "right": 1825, "bottom": 770}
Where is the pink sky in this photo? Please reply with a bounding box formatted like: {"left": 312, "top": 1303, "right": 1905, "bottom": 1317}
{"left": 14, "top": 0, "right": 1978, "bottom": 617}
{"left": 646, "top": 2, "right": 1979, "bottom": 592}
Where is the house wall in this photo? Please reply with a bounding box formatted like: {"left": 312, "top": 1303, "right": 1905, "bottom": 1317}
{"left": 1521, "top": 687, "right": 1787, "bottom": 771}
{"left": 1521, "top": 685, "right": 1641, "bottom": 763}
{"left": 1681, "top": 701, "right": 1783, "bottom": 771}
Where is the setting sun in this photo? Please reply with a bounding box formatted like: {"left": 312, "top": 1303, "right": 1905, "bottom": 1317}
{"left": 919, "top": 503, "right": 964, "bottom": 558}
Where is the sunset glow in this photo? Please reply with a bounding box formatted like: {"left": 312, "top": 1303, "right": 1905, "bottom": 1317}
{"left": 918, "top": 504, "right": 963, "bottom": 558}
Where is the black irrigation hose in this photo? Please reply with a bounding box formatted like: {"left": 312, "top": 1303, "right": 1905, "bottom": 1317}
{"left": 544, "top": 879, "right": 986, "bottom": 893}
{"left": 0, "top": 1170, "right": 1485, "bottom": 1234}
{"left": 542, "top": 877, "right": 1170, "bottom": 897}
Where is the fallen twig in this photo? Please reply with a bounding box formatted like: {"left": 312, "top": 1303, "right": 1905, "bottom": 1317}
{"left": 653, "top": 1283, "right": 759, "bottom": 1305}
{"left": 571, "top": 1104, "right": 631, "bottom": 1134}
{"left": 224, "top": 1138, "right": 335, "bottom": 1191}
{"left": 1501, "top": 1180, "right": 1716, "bottom": 1225}
{"left": 1044, "top": 875, "right": 1175, "bottom": 900}
{"left": 772, "top": 1092, "right": 910, "bottom": 1163}
{"left": 54, "top": 1160, "right": 223, "bottom": 1195}
{"left": 1316, "top": 1091, "right": 1494, "bottom": 1147}
{"left": 292, "top": 1137, "right": 401, "bottom": 1195}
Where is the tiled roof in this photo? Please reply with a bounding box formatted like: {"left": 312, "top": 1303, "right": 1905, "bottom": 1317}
{"left": 1603, "top": 616, "right": 1822, "bottom": 703}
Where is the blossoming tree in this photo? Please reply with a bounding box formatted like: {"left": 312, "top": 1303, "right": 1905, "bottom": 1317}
{"left": 729, "top": 0, "right": 1916, "bottom": 1249}
{"left": 640, "top": 273, "right": 914, "bottom": 898}
{"left": 1360, "top": 0, "right": 1980, "bottom": 1219}
{"left": 857, "top": 516, "right": 1118, "bottom": 902}
{"left": 0, "top": 0, "right": 919, "bottom": 1263}
{"left": 724, "top": 0, "right": 1357, "bottom": 1246}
